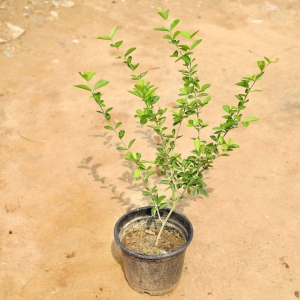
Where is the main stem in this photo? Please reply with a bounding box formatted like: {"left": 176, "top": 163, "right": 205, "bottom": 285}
{"left": 155, "top": 192, "right": 177, "bottom": 246}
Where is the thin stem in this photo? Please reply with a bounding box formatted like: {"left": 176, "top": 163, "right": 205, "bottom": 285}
{"left": 155, "top": 201, "right": 177, "bottom": 246}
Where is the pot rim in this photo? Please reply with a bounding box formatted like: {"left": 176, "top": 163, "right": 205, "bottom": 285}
{"left": 114, "top": 206, "right": 193, "bottom": 260}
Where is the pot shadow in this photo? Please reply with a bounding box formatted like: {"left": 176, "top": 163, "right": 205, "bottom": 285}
{"left": 111, "top": 239, "right": 124, "bottom": 271}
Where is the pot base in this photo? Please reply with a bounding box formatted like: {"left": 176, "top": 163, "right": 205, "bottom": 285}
{"left": 126, "top": 276, "right": 180, "bottom": 296}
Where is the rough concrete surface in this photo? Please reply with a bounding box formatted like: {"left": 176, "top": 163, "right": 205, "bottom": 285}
{"left": 1, "top": 0, "right": 300, "bottom": 299}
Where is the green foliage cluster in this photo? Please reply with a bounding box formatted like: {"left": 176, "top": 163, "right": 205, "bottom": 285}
{"left": 75, "top": 8, "right": 277, "bottom": 245}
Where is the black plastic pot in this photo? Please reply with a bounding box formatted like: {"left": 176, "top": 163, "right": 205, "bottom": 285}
{"left": 114, "top": 206, "right": 193, "bottom": 296}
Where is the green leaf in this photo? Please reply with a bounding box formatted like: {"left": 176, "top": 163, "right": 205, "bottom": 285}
{"left": 118, "top": 130, "right": 125, "bottom": 139}
{"left": 115, "top": 122, "right": 122, "bottom": 129}
{"left": 93, "top": 80, "right": 109, "bottom": 91}
{"left": 125, "top": 47, "right": 136, "bottom": 57}
{"left": 159, "top": 180, "right": 170, "bottom": 185}
{"left": 191, "top": 39, "right": 202, "bottom": 50}
{"left": 74, "top": 84, "right": 92, "bottom": 92}
{"left": 151, "top": 207, "right": 157, "bottom": 217}
{"left": 145, "top": 87, "right": 158, "bottom": 97}
{"left": 236, "top": 81, "right": 249, "bottom": 88}
{"left": 104, "top": 125, "right": 113, "bottom": 130}
{"left": 128, "top": 90, "right": 142, "bottom": 98}
{"left": 152, "top": 186, "right": 158, "bottom": 193}
{"left": 181, "top": 31, "right": 191, "bottom": 38}
{"left": 79, "top": 71, "right": 96, "bottom": 82}
{"left": 135, "top": 109, "right": 143, "bottom": 117}
{"left": 143, "top": 190, "right": 151, "bottom": 196}
{"left": 245, "top": 116, "right": 259, "bottom": 122}
{"left": 163, "top": 35, "right": 172, "bottom": 40}
{"left": 154, "top": 27, "right": 169, "bottom": 32}
{"left": 193, "top": 118, "right": 199, "bottom": 126}
{"left": 138, "top": 71, "right": 148, "bottom": 79}
{"left": 129, "top": 152, "right": 136, "bottom": 160}
{"left": 140, "top": 118, "right": 147, "bottom": 125}
{"left": 97, "top": 35, "right": 111, "bottom": 40}
{"left": 117, "top": 146, "right": 127, "bottom": 150}
{"left": 178, "top": 44, "right": 190, "bottom": 51}
{"left": 110, "top": 40, "right": 123, "bottom": 48}
{"left": 191, "top": 30, "right": 199, "bottom": 38}
{"left": 257, "top": 60, "right": 265, "bottom": 71}
{"left": 219, "top": 136, "right": 225, "bottom": 144}
{"left": 170, "top": 19, "right": 180, "bottom": 31}
{"left": 128, "top": 139, "right": 135, "bottom": 149}
{"left": 130, "top": 63, "right": 139, "bottom": 71}
{"left": 242, "top": 121, "right": 249, "bottom": 127}
{"left": 223, "top": 105, "right": 230, "bottom": 113}
{"left": 134, "top": 169, "right": 141, "bottom": 180}
{"left": 255, "top": 72, "right": 264, "bottom": 80}
{"left": 265, "top": 57, "right": 278, "bottom": 64}
{"left": 109, "top": 26, "right": 118, "bottom": 39}
{"left": 145, "top": 171, "right": 156, "bottom": 180}
{"left": 201, "top": 83, "right": 211, "bottom": 91}
{"left": 105, "top": 107, "right": 112, "bottom": 113}
{"left": 202, "top": 96, "right": 211, "bottom": 104}
{"left": 157, "top": 195, "right": 166, "bottom": 204}
{"left": 158, "top": 9, "right": 169, "bottom": 20}
{"left": 235, "top": 94, "right": 244, "bottom": 101}
{"left": 170, "top": 50, "right": 178, "bottom": 57}
{"left": 173, "top": 30, "right": 181, "bottom": 39}
{"left": 210, "top": 135, "right": 218, "bottom": 142}
{"left": 199, "top": 188, "right": 209, "bottom": 197}
{"left": 194, "top": 138, "right": 200, "bottom": 152}
{"left": 193, "top": 188, "right": 199, "bottom": 197}
{"left": 181, "top": 54, "right": 191, "bottom": 64}
{"left": 159, "top": 203, "right": 168, "bottom": 209}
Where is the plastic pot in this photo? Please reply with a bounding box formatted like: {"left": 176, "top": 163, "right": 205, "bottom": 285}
{"left": 114, "top": 206, "right": 193, "bottom": 296}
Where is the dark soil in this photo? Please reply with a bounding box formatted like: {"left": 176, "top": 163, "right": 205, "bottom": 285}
{"left": 122, "top": 227, "right": 185, "bottom": 255}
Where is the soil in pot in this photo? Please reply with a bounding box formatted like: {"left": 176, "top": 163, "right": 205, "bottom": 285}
{"left": 121, "top": 219, "right": 186, "bottom": 255}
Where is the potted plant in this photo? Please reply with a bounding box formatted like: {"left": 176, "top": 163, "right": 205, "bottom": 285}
{"left": 75, "top": 7, "right": 277, "bottom": 296}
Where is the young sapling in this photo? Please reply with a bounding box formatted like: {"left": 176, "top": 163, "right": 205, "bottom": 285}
{"left": 75, "top": 7, "right": 277, "bottom": 249}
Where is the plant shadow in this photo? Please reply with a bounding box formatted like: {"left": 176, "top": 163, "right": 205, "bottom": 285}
{"left": 78, "top": 155, "right": 213, "bottom": 215}
{"left": 79, "top": 130, "right": 214, "bottom": 213}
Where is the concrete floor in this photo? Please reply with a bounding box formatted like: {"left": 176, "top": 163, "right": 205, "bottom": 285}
{"left": 1, "top": 0, "right": 300, "bottom": 299}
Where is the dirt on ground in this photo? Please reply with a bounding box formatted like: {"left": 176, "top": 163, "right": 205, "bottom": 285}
{"left": 1, "top": 0, "right": 300, "bottom": 299}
